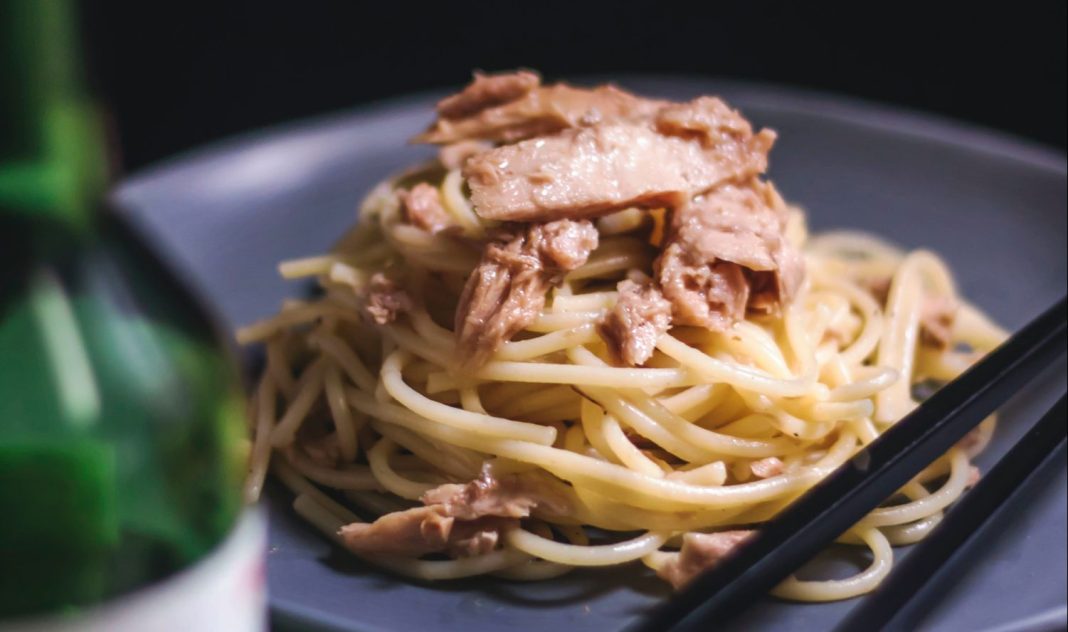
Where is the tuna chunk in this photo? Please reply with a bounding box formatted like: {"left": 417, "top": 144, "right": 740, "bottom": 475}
{"left": 599, "top": 279, "right": 673, "bottom": 366}
{"left": 866, "top": 278, "right": 959, "bottom": 349}
{"left": 655, "top": 181, "right": 803, "bottom": 330}
{"left": 438, "top": 140, "right": 492, "bottom": 170}
{"left": 337, "top": 505, "right": 512, "bottom": 558}
{"left": 919, "top": 294, "right": 958, "bottom": 348}
{"left": 750, "top": 456, "right": 784, "bottom": 479}
{"left": 656, "top": 531, "right": 753, "bottom": 589}
{"left": 422, "top": 76, "right": 775, "bottom": 225}
{"left": 301, "top": 433, "right": 342, "bottom": 466}
{"left": 365, "top": 272, "right": 412, "bottom": 325}
{"left": 399, "top": 182, "right": 453, "bottom": 233}
{"left": 464, "top": 117, "right": 774, "bottom": 223}
{"left": 418, "top": 73, "right": 806, "bottom": 341}
{"left": 455, "top": 219, "right": 598, "bottom": 368}
{"left": 422, "top": 464, "right": 570, "bottom": 519}
{"left": 658, "top": 250, "right": 750, "bottom": 330}
{"left": 338, "top": 463, "right": 569, "bottom": 558}
{"left": 655, "top": 96, "right": 768, "bottom": 149}
{"left": 418, "top": 79, "right": 664, "bottom": 145}
{"left": 339, "top": 505, "right": 454, "bottom": 557}
{"left": 435, "top": 70, "right": 541, "bottom": 120}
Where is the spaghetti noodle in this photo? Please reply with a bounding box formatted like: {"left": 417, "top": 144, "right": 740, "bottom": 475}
{"left": 240, "top": 75, "right": 1007, "bottom": 601}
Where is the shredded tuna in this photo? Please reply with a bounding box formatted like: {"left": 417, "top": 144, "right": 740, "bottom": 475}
{"left": 464, "top": 118, "right": 773, "bottom": 223}
{"left": 339, "top": 506, "right": 454, "bottom": 557}
{"left": 446, "top": 518, "right": 507, "bottom": 557}
{"left": 656, "top": 531, "right": 754, "bottom": 589}
{"left": 439, "top": 140, "right": 492, "bottom": 170}
{"left": 399, "top": 183, "right": 453, "bottom": 233}
{"left": 750, "top": 456, "right": 784, "bottom": 479}
{"left": 655, "top": 96, "right": 771, "bottom": 149}
{"left": 421, "top": 73, "right": 805, "bottom": 352}
{"left": 365, "top": 272, "right": 412, "bottom": 325}
{"left": 423, "top": 463, "right": 571, "bottom": 518}
{"left": 455, "top": 219, "right": 598, "bottom": 368}
{"left": 418, "top": 79, "right": 664, "bottom": 145}
{"left": 338, "top": 463, "right": 569, "bottom": 558}
{"left": 599, "top": 279, "right": 672, "bottom": 366}
{"left": 658, "top": 249, "right": 750, "bottom": 330}
{"left": 866, "top": 278, "right": 959, "bottom": 349}
{"left": 655, "top": 181, "right": 803, "bottom": 330}
{"left": 301, "top": 433, "right": 342, "bottom": 466}
{"left": 919, "top": 294, "right": 958, "bottom": 348}
{"left": 421, "top": 477, "right": 536, "bottom": 520}
{"left": 338, "top": 507, "right": 510, "bottom": 558}
{"left": 435, "top": 70, "right": 541, "bottom": 120}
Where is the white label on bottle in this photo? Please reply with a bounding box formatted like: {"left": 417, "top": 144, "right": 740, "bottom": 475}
{"left": 4, "top": 511, "right": 267, "bottom": 632}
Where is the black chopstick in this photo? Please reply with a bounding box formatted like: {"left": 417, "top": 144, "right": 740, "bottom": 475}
{"left": 629, "top": 296, "right": 1067, "bottom": 632}
{"left": 835, "top": 393, "right": 1067, "bottom": 632}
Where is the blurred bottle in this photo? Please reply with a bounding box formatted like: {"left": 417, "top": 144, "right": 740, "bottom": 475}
{"left": 0, "top": 1, "right": 262, "bottom": 629}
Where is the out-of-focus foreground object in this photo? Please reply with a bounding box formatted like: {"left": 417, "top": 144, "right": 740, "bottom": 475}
{"left": 0, "top": 0, "right": 263, "bottom": 629}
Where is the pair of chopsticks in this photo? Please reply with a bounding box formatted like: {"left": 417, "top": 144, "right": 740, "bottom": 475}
{"left": 838, "top": 393, "right": 1066, "bottom": 631}
{"left": 631, "top": 295, "right": 1067, "bottom": 632}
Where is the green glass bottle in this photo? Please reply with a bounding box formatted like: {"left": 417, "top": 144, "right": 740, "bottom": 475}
{"left": 0, "top": 0, "right": 254, "bottom": 625}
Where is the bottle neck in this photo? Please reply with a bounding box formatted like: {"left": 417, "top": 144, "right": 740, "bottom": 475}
{"left": 0, "top": 0, "right": 109, "bottom": 233}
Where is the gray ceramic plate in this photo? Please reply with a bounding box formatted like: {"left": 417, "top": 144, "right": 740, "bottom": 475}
{"left": 114, "top": 77, "right": 1067, "bottom": 632}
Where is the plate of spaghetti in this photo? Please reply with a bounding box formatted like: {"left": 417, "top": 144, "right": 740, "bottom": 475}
{"left": 116, "top": 74, "right": 1067, "bottom": 632}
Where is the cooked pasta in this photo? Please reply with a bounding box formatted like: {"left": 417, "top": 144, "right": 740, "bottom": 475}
{"left": 240, "top": 73, "right": 1007, "bottom": 602}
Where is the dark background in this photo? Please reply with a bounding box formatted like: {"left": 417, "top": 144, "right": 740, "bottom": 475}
{"left": 87, "top": 1, "right": 1066, "bottom": 171}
